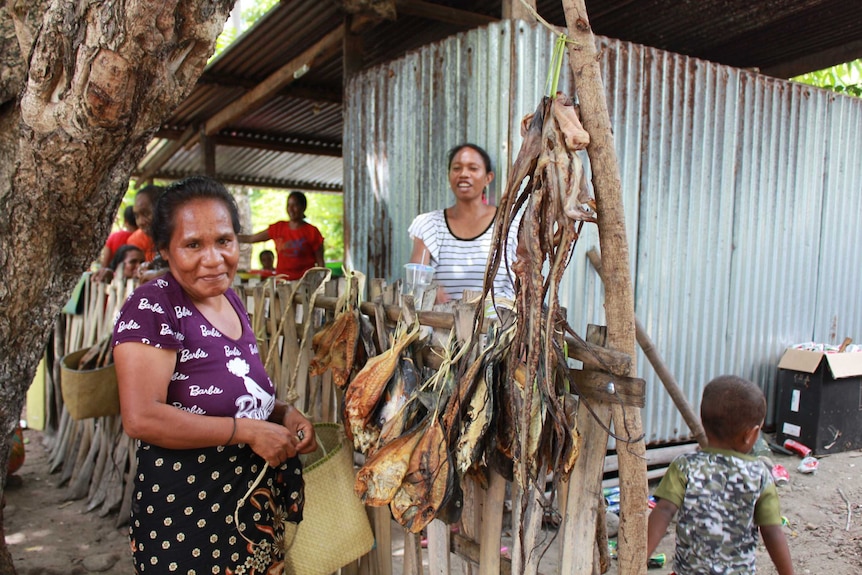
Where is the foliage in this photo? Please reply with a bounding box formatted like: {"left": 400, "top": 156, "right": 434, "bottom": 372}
{"left": 213, "top": 0, "right": 280, "bottom": 60}
{"left": 792, "top": 59, "right": 862, "bottom": 98}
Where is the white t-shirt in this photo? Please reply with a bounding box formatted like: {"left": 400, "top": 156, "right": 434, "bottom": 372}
{"left": 408, "top": 208, "right": 520, "bottom": 301}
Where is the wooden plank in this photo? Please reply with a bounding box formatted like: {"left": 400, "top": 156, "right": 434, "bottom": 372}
{"left": 372, "top": 507, "right": 393, "bottom": 575}
{"left": 459, "top": 478, "right": 483, "bottom": 575}
{"left": 502, "top": 0, "right": 536, "bottom": 21}
{"left": 477, "top": 471, "right": 506, "bottom": 575}
{"left": 571, "top": 368, "right": 645, "bottom": 408}
{"left": 559, "top": 326, "right": 612, "bottom": 574}
{"left": 426, "top": 519, "right": 451, "bottom": 575}
{"left": 451, "top": 532, "right": 511, "bottom": 575}
{"left": 204, "top": 26, "right": 346, "bottom": 137}
{"left": 402, "top": 532, "right": 424, "bottom": 575}
{"left": 396, "top": 0, "right": 497, "bottom": 27}
{"left": 603, "top": 443, "right": 696, "bottom": 474}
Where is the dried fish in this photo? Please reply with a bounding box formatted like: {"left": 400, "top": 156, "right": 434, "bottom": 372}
{"left": 309, "top": 308, "right": 359, "bottom": 389}
{"left": 343, "top": 320, "right": 421, "bottom": 454}
{"left": 354, "top": 422, "right": 425, "bottom": 506}
{"left": 389, "top": 416, "right": 454, "bottom": 533}
{"left": 375, "top": 357, "right": 422, "bottom": 447}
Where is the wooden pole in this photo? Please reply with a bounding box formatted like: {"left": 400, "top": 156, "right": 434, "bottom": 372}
{"left": 560, "top": 1, "right": 647, "bottom": 574}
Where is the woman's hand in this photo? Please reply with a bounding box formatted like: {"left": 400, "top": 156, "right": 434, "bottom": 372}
{"left": 282, "top": 406, "right": 317, "bottom": 454}
{"left": 240, "top": 418, "right": 302, "bottom": 467}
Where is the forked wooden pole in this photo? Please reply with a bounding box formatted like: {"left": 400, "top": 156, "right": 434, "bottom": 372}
{"left": 560, "top": 1, "right": 647, "bottom": 573}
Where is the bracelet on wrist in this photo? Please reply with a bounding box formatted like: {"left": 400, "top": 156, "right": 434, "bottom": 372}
{"left": 224, "top": 417, "right": 237, "bottom": 446}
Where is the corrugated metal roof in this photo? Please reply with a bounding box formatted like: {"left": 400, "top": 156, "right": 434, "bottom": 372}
{"left": 133, "top": 0, "right": 862, "bottom": 192}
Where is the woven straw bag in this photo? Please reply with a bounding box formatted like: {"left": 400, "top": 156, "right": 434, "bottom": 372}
{"left": 283, "top": 423, "right": 374, "bottom": 575}
{"left": 60, "top": 348, "right": 120, "bottom": 420}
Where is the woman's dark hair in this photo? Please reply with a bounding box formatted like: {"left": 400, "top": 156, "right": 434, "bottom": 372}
{"left": 150, "top": 176, "right": 241, "bottom": 250}
{"left": 447, "top": 143, "right": 493, "bottom": 173}
{"left": 109, "top": 244, "right": 143, "bottom": 271}
{"left": 287, "top": 190, "right": 308, "bottom": 211}
{"left": 123, "top": 205, "right": 137, "bottom": 228}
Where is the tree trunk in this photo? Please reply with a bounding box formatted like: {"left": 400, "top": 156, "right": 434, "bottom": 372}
{"left": 560, "top": 1, "right": 648, "bottom": 574}
{"left": 0, "top": 2, "right": 235, "bottom": 573}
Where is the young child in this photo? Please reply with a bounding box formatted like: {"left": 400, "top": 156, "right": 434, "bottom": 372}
{"left": 647, "top": 375, "right": 794, "bottom": 574}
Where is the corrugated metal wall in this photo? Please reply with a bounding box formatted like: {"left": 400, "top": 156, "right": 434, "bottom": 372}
{"left": 344, "top": 20, "right": 862, "bottom": 444}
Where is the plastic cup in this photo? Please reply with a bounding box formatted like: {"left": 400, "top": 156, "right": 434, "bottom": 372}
{"left": 403, "top": 263, "right": 435, "bottom": 304}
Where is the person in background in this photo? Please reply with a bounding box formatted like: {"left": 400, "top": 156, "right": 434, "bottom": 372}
{"left": 126, "top": 184, "right": 163, "bottom": 263}
{"left": 112, "top": 176, "right": 315, "bottom": 574}
{"left": 259, "top": 249, "right": 276, "bottom": 273}
{"left": 94, "top": 244, "right": 144, "bottom": 284}
{"left": 239, "top": 190, "right": 325, "bottom": 280}
{"left": 647, "top": 375, "right": 794, "bottom": 575}
{"left": 248, "top": 249, "right": 277, "bottom": 277}
{"left": 408, "top": 143, "right": 519, "bottom": 303}
{"left": 92, "top": 205, "right": 137, "bottom": 282}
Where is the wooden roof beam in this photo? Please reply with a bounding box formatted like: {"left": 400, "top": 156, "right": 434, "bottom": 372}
{"left": 203, "top": 25, "right": 347, "bottom": 139}
{"left": 211, "top": 133, "right": 342, "bottom": 157}
{"left": 762, "top": 39, "right": 862, "bottom": 79}
{"left": 196, "top": 76, "right": 344, "bottom": 104}
{"left": 395, "top": 0, "right": 497, "bottom": 27}
{"left": 135, "top": 125, "right": 196, "bottom": 186}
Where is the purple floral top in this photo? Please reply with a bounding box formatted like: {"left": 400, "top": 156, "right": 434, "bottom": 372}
{"left": 112, "top": 273, "right": 275, "bottom": 421}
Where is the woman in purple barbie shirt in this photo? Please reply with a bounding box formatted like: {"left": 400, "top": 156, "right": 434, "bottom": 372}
{"left": 113, "top": 176, "right": 315, "bottom": 574}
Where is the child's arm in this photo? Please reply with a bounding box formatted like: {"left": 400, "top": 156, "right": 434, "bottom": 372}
{"left": 647, "top": 498, "right": 678, "bottom": 558}
{"left": 760, "top": 524, "right": 794, "bottom": 575}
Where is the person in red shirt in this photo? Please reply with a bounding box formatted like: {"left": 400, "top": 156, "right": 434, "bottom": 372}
{"left": 126, "top": 184, "right": 163, "bottom": 263}
{"left": 92, "top": 205, "right": 136, "bottom": 282}
{"left": 239, "top": 191, "right": 325, "bottom": 280}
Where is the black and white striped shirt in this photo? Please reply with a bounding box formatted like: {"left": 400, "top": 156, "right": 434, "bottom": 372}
{"left": 408, "top": 209, "right": 519, "bottom": 301}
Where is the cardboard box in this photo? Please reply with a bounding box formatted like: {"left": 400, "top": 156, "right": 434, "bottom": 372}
{"left": 775, "top": 349, "right": 862, "bottom": 455}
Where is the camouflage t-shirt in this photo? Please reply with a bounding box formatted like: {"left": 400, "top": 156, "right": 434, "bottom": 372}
{"left": 653, "top": 447, "right": 781, "bottom": 574}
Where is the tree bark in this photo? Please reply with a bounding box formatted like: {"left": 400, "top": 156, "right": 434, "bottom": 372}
{"left": 560, "top": 1, "right": 648, "bottom": 574}
{"left": 0, "top": 2, "right": 235, "bottom": 573}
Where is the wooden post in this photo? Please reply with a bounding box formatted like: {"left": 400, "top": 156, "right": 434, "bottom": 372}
{"left": 560, "top": 1, "right": 647, "bottom": 574}
{"left": 502, "top": 0, "right": 536, "bottom": 21}
{"left": 560, "top": 326, "right": 613, "bottom": 574}
{"left": 201, "top": 125, "right": 215, "bottom": 176}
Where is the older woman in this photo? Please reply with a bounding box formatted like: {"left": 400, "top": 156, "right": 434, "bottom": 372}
{"left": 113, "top": 176, "right": 315, "bottom": 574}
{"left": 408, "top": 143, "right": 519, "bottom": 303}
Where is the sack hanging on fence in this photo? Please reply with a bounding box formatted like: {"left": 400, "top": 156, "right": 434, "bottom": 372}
{"left": 60, "top": 348, "right": 120, "bottom": 420}
{"left": 283, "top": 423, "right": 374, "bottom": 575}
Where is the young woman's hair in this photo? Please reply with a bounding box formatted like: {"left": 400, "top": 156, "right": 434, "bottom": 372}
{"left": 150, "top": 176, "right": 241, "bottom": 250}
{"left": 123, "top": 205, "right": 137, "bottom": 228}
{"left": 700, "top": 375, "right": 766, "bottom": 441}
{"left": 287, "top": 190, "right": 308, "bottom": 211}
{"left": 109, "top": 244, "right": 144, "bottom": 271}
{"left": 447, "top": 143, "right": 493, "bottom": 173}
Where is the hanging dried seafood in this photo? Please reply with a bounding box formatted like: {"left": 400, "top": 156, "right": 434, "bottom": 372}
{"left": 343, "top": 319, "right": 421, "bottom": 454}
{"left": 310, "top": 271, "right": 364, "bottom": 388}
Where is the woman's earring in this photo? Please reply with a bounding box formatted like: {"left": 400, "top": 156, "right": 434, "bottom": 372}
{"left": 482, "top": 188, "right": 488, "bottom": 204}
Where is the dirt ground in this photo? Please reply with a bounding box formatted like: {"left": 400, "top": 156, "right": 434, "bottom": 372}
{"left": 4, "top": 428, "right": 862, "bottom": 574}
